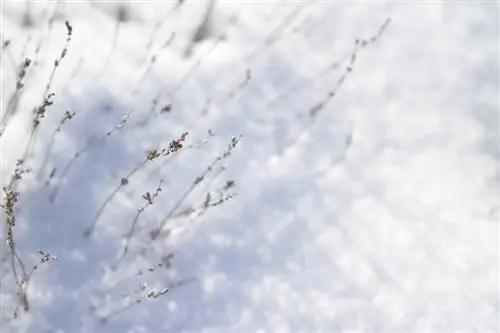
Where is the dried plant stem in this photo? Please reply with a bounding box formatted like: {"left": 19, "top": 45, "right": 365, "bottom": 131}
{"left": 138, "top": 35, "right": 222, "bottom": 128}
{"left": 91, "top": 254, "right": 176, "bottom": 309}
{"left": 2, "top": 186, "right": 24, "bottom": 286}
{"left": 11, "top": 251, "right": 57, "bottom": 317}
{"left": 218, "top": 0, "right": 314, "bottom": 76}
{"left": 0, "top": 58, "right": 32, "bottom": 137}
{"left": 19, "top": 21, "right": 73, "bottom": 180}
{"left": 270, "top": 18, "right": 390, "bottom": 111}
{"left": 83, "top": 159, "right": 148, "bottom": 239}
{"left": 243, "top": 0, "right": 314, "bottom": 63}
{"left": 170, "top": 172, "right": 237, "bottom": 221}
{"left": 280, "top": 17, "right": 391, "bottom": 154}
{"left": 113, "top": 179, "right": 164, "bottom": 269}
{"left": 132, "top": 32, "right": 225, "bottom": 129}
{"left": 150, "top": 135, "right": 241, "bottom": 241}
{"left": 148, "top": 65, "right": 249, "bottom": 133}
{"left": 97, "top": 277, "right": 195, "bottom": 324}
{"left": 1, "top": 24, "right": 71, "bottom": 304}
{"left": 37, "top": 110, "right": 76, "bottom": 179}
{"left": 42, "top": 21, "right": 73, "bottom": 99}
{"left": 2, "top": 182, "right": 56, "bottom": 318}
{"left": 132, "top": 32, "right": 176, "bottom": 96}
{"left": 2, "top": 157, "right": 32, "bottom": 296}
{"left": 17, "top": 126, "right": 39, "bottom": 179}
{"left": 266, "top": 53, "right": 348, "bottom": 109}
{"left": 125, "top": 131, "right": 213, "bottom": 204}
{"left": 49, "top": 111, "right": 132, "bottom": 202}
{"left": 83, "top": 132, "right": 189, "bottom": 238}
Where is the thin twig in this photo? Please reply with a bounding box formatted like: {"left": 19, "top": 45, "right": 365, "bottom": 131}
{"left": 97, "top": 277, "right": 195, "bottom": 324}
{"left": 150, "top": 135, "right": 241, "bottom": 241}
{"left": 37, "top": 110, "right": 76, "bottom": 179}
{"left": 113, "top": 179, "right": 164, "bottom": 270}
{"left": 280, "top": 17, "right": 392, "bottom": 155}
{"left": 83, "top": 132, "right": 189, "bottom": 238}
{"left": 49, "top": 110, "right": 132, "bottom": 203}
{"left": 18, "top": 21, "right": 73, "bottom": 187}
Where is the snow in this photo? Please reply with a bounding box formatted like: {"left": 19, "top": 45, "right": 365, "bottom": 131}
{"left": 1, "top": 1, "right": 498, "bottom": 332}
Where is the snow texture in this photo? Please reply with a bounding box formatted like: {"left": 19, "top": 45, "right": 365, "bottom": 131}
{"left": 0, "top": 1, "right": 498, "bottom": 333}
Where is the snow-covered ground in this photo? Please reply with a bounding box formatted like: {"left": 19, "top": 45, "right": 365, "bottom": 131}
{"left": 1, "top": 1, "right": 498, "bottom": 332}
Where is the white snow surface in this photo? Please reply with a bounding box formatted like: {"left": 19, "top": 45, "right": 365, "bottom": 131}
{"left": 0, "top": 1, "right": 498, "bottom": 333}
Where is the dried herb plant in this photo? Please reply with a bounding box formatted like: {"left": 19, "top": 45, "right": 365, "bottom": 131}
{"left": 1, "top": 185, "right": 24, "bottom": 288}
{"left": 0, "top": 3, "right": 392, "bottom": 329}
{"left": 10, "top": 250, "right": 57, "bottom": 319}
{"left": 83, "top": 132, "right": 189, "bottom": 238}
{"left": 150, "top": 135, "right": 241, "bottom": 241}
{"left": 1, "top": 88, "right": 59, "bottom": 313}
{"left": 17, "top": 21, "right": 73, "bottom": 186}
{"left": 170, "top": 178, "right": 237, "bottom": 221}
{"left": 42, "top": 21, "right": 73, "bottom": 99}
{"left": 113, "top": 178, "right": 165, "bottom": 269}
